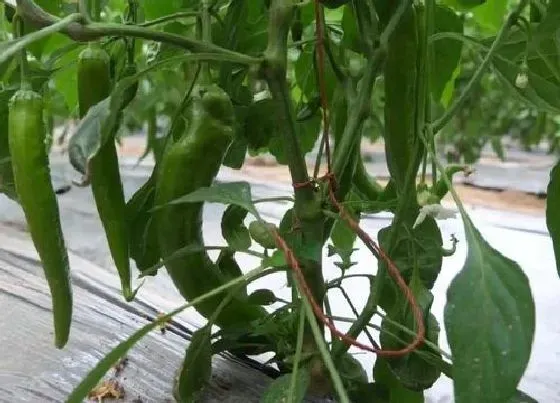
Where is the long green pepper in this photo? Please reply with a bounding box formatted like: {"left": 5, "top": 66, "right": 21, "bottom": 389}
{"left": 154, "top": 84, "right": 267, "bottom": 328}
{"left": 8, "top": 88, "right": 73, "bottom": 348}
{"left": 77, "top": 45, "right": 134, "bottom": 301}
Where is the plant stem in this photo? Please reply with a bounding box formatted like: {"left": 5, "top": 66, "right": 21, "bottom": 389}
{"left": 88, "top": 0, "right": 100, "bottom": 22}
{"left": 301, "top": 293, "right": 351, "bottom": 403}
{"left": 261, "top": 0, "right": 326, "bottom": 385}
{"left": 336, "top": 286, "right": 379, "bottom": 348}
{"left": 430, "top": 0, "right": 529, "bottom": 134}
{"left": 13, "top": 14, "right": 29, "bottom": 89}
{"left": 199, "top": 0, "right": 212, "bottom": 83}
{"left": 331, "top": 274, "right": 377, "bottom": 357}
{"left": 15, "top": 0, "right": 259, "bottom": 65}
{"left": 139, "top": 11, "right": 198, "bottom": 27}
{"left": 0, "top": 12, "right": 83, "bottom": 66}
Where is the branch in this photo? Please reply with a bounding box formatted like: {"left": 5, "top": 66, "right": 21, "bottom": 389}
{"left": 15, "top": 0, "right": 260, "bottom": 65}
{"left": 430, "top": 0, "right": 529, "bottom": 133}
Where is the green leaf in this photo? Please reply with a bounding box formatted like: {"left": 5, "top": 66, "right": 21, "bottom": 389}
{"left": 126, "top": 171, "right": 160, "bottom": 274}
{"left": 444, "top": 216, "right": 535, "bottom": 403}
{"left": 51, "top": 45, "right": 82, "bottom": 112}
{"left": 268, "top": 112, "right": 321, "bottom": 165}
{"left": 295, "top": 45, "right": 336, "bottom": 102}
{"left": 263, "top": 250, "right": 288, "bottom": 268}
{"left": 216, "top": 250, "right": 244, "bottom": 282}
{"left": 374, "top": 358, "right": 424, "bottom": 403}
{"left": 329, "top": 191, "right": 361, "bottom": 272}
{"left": 484, "top": 26, "right": 560, "bottom": 113}
{"left": 68, "top": 96, "right": 117, "bottom": 176}
{"left": 247, "top": 289, "right": 276, "bottom": 306}
{"left": 342, "top": 5, "right": 367, "bottom": 54}
{"left": 261, "top": 368, "right": 310, "bottom": 403}
{"left": 223, "top": 133, "right": 248, "bottom": 169}
{"left": 431, "top": 5, "right": 464, "bottom": 104}
{"left": 336, "top": 353, "right": 369, "bottom": 395}
{"left": 377, "top": 216, "right": 443, "bottom": 309}
{"left": 173, "top": 326, "right": 213, "bottom": 403}
{"left": 380, "top": 271, "right": 441, "bottom": 391}
{"left": 347, "top": 382, "right": 390, "bottom": 403}
{"left": 471, "top": 0, "right": 508, "bottom": 33}
{"left": 142, "top": 0, "right": 183, "bottom": 20}
{"left": 546, "top": 160, "right": 560, "bottom": 276}
{"left": 244, "top": 99, "right": 278, "bottom": 151}
{"left": 533, "top": 0, "right": 560, "bottom": 44}
{"left": 221, "top": 205, "right": 252, "bottom": 251}
{"left": 162, "top": 181, "right": 258, "bottom": 217}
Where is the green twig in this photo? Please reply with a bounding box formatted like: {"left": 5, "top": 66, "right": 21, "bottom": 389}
{"left": 0, "top": 12, "right": 83, "bottom": 66}
{"left": 15, "top": 0, "right": 259, "bottom": 64}
{"left": 336, "top": 286, "right": 379, "bottom": 348}
{"left": 139, "top": 11, "right": 199, "bottom": 28}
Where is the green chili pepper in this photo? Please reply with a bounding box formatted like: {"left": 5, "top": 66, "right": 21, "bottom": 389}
{"left": 8, "top": 88, "right": 73, "bottom": 348}
{"left": 77, "top": 45, "right": 134, "bottom": 301}
{"left": 154, "top": 84, "right": 267, "bottom": 328}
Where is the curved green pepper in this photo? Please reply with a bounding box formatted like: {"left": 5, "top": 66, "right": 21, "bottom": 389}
{"left": 154, "top": 84, "right": 267, "bottom": 329}
{"left": 77, "top": 45, "right": 134, "bottom": 301}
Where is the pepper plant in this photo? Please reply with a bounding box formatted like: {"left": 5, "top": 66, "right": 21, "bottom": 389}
{"left": 1, "top": 0, "right": 559, "bottom": 402}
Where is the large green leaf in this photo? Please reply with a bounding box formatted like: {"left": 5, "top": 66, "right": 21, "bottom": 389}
{"left": 380, "top": 271, "right": 441, "bottom": 391}
{"left": 162, "top": 181, "right": 258, "bottom": 217}
{"left": 142, "top": 0, "right": 183, "bottom": 21}
{"left": 471, "top": 0, "right": 508, "bottom": 34}
{"left": 329, "top": 190, "right": 361, "bottom": 272}
{"left": 374, "top": 358, "right": 424, "bottom": 403}
{"left": 444, "top": 216, "right": 535, "bottom": 403}
{"left": 377, "top": 216, "right": 443, "bottom": 309}
{"left": 268, "top": 111, "right": 321, "bottom": 165}
{"left": 173, "top": 326, "right": 213, "bottom": 402}
{"left": 125, "top": 171, "right": 160, "bottom": 274}
{"left": 546, "top": 161, "right": 560, "bottom": 276}
{"left": 295, "top": 44, "right": 336, "bottom": 102}
{"left": 431, "top": 5, "right": 464, "bottom": 104}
